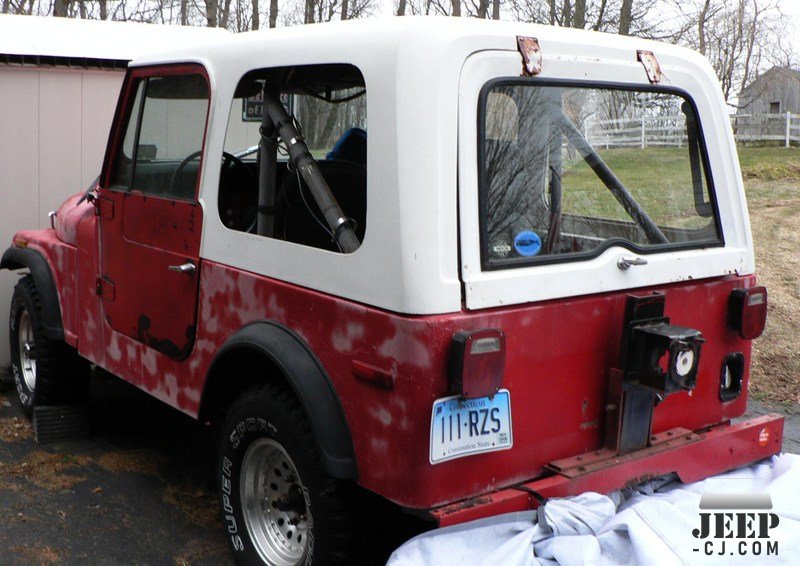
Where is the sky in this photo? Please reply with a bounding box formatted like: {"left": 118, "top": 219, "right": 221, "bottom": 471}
{"left": 779, "top": 0, "right": 800, "bottom": 62}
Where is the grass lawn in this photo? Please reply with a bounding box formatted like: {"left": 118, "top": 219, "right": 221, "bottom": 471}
{"left": 738, "top": 147, "right": 800, "bottom": 182}
{"left": 555, "top": 146, "right": 800, "bottom": 224}
{"left": 739, "top": 149, "right": 800, "bottom": 404}
{"left": 561, "top": 147, "right": 706, "bottom": 228}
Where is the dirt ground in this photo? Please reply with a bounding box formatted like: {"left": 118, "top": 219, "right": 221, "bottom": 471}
{"left": 744, "top": 177, "right": 800, "bottom": 404}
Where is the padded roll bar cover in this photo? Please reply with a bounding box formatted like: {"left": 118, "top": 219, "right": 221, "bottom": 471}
{"left": 206, "top": 321, "right": 358, "bottom": 479}
{"left": 0, "top": 246, "right": 65, "bottom": 341}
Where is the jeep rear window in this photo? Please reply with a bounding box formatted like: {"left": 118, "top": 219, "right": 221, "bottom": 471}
{"left": 479, "top": 81, "right": 721, "bottom": 268}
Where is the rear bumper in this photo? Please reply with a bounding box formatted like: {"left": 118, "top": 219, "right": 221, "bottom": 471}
{"left": 431, "top": 414, "right": 784, "bottom": 527}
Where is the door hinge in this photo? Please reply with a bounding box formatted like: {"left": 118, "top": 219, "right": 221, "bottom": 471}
{"left": 637, "top": 50, "right": 662, "bottom": 84}
{"left": 517, "top": 36, "right": 542, "bottom": 77}
{"left": 96, "top": 277, "right": 115, "bottom": 300}
{"left": 94, "top": 196, "right": 114, "bottom": 220}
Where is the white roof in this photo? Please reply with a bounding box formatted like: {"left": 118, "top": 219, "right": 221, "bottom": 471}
{"left": 178, "top": 16, "right": 727, "bottom": 315}
{"left": 131, "top": 15, "right": 705, "bottom": 69}
{"left": 0, "top": 14, "right": 229, "bottom": 62}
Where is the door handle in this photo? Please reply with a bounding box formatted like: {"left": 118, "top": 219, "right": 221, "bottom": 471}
{"left": 617, "top": 256, "right": 648, "bottom": 270}
{"left": 168, "top": 262, "right": 196, "bottom": 274}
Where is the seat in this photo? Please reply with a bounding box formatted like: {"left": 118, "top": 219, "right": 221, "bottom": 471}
{"left": 326, "top": 127, "right": 367, "bottom": 166}
{"left": 277, "top": 159, "right": 367, "bottom": 252}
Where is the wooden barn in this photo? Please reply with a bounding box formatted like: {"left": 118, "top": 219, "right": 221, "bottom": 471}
{"left": 738, "top": 66, "right": 800, "bottom": 115}
{"left": 735, "top": 66, "right": 800, "bottom": 146}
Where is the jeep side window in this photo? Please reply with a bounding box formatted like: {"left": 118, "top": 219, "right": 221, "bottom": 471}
{"left": 109, "top": 73, "right": 210, "bottom": 201}
{"left": 109, "top": 79, "right": 145, "bottom": 189}
{"left": 220, "top": 64, "right": 367, "bottom": 253}
{"left": 480, "top": 82, "right": 721, "bottom": 268}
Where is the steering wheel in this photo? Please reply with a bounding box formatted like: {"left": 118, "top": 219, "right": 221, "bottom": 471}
{"left": 170, "top": 150, "right": 204, "bottom": 197}
{"left": 217, "top": 151, "right": 259, "bottom": 233}
{"left": 170, "top": 151, "right": 258, "bottom": 232}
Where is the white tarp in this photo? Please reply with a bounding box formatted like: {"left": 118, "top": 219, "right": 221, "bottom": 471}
{"left": 389, "top": 453, "right": 800, "bottom": 565}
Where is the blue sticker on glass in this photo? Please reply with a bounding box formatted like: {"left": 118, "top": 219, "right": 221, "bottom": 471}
{"left": 514, "top": 230, "right": 542, "bottom": 257}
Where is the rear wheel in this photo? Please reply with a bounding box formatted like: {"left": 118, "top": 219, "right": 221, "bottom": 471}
{"left": 9, "top": 275, "right": 89, "bottom": 417}
{"left": 217, "top": 383, "right": 356, "bottom": 565}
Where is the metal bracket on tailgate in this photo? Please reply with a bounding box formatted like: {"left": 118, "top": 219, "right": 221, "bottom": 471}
{"left": 637, "top": 50, "right": 662, "bottom": 84}
{"left": 517, "top": 36, "right": 542, "bottom": 77}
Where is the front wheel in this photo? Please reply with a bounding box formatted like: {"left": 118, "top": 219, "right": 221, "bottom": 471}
{"left": 9, "top": 275, "right": 89, "bottom": 417}
{"left": 217, "top": 383, "right": 356, "bottom": 565}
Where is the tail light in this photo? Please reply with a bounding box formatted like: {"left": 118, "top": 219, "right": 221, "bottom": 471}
{"left": 727, "top": 287, "right": 767, "bottom": 340}
{"left": 449, "top": 329, "right": 505, "bottom": 399}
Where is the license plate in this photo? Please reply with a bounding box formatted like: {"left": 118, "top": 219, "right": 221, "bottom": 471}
{"left": 429, "top": 390, "right": 513, "bottom": 464}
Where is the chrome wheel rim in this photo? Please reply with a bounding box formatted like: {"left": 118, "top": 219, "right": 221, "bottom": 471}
{"left": 18, "top": 310, "right": 37, "bottom": 391}
{"left": 241, "top": 438, "right": 310, "bottom": 565}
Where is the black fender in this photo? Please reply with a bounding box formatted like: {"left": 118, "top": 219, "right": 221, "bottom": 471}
{"left": 204, "top": 321, "right": 358, "bottom": 479}
{"left": 1, "top": 247, "right": 64, "bottom": 341}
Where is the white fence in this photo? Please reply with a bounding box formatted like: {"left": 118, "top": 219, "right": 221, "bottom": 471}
{"left": 584, "top": 113, "right": 800, "bottom": 149}
{"left": 731, "top": 113, "right": 800, "bottom": 146}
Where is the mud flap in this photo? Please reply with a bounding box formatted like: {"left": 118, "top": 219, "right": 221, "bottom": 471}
{"left": 33, "top": 405, "right": 90, "bottom": 444}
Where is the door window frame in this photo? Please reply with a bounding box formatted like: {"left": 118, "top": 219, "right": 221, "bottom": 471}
{"left": 100, "top": 63, "right": 211, "bottom": 202}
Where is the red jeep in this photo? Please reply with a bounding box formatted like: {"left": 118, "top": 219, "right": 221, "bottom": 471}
{"left": 2, "top": 18, "right": 782, "bottom": 565}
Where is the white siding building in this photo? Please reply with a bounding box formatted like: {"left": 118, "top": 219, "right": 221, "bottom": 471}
{"left": 0, "top": 15, "right": 228, "bottom": 367}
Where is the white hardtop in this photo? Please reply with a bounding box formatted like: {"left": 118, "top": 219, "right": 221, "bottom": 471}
{"left": 129, "top": 16, "right": 706, "bottom": 70}
{"left": 127, "top": 17, "right": 749, "bottom": 315}
{"left": 0, "top": 14, "right": 229, "bottom": 62}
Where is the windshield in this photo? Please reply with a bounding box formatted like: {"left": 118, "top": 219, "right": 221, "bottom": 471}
{"left": 479, "top": 81, "right": 721, "bottom": 268}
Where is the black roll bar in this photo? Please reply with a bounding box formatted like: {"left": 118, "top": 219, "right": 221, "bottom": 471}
{"left": 555, "top": 112, "right": 669, "bottom": 245}
{"left": 262, "top": 92, "right": 361, "bottom": 253}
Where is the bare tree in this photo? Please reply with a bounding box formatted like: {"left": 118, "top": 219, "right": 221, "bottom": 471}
{"left": 592, "top": 0, "right": 607, "bottom": 30}
{"left": 574, "top": 0, "right": 586, "bottom": 28}
{"left": 664, "top": 0, "right": 791, "bottom": 106}
{"left": 697, "top": 0, "right": 712, "bottom": 54}
{"left": 618, "top": 0, "right": 632, "bottom": 34}
{"left": 53, "top": 0, "right": 68, "bottom": 17}
{"left": 269, "top": 0, "right": 278, "bottom": 26}
{"left": 220, "top": 0, "right": 232, "bottom": 27}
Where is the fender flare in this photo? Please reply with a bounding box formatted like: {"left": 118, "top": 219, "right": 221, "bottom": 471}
{"left": 205, "top": 321, "right": 358, "bottom": 479}
{"left": 1, "top": 247, "right": 64, "bottom": 341}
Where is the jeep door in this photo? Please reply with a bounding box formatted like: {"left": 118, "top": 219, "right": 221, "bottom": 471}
{"left": 97, "top": 65, "right": 209, "bottom": 359}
